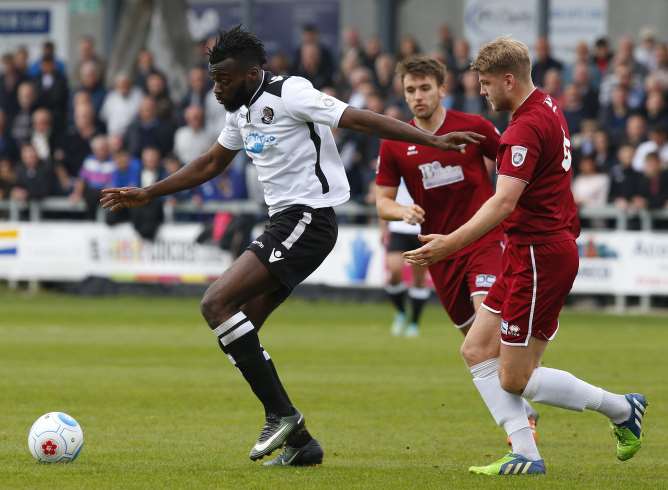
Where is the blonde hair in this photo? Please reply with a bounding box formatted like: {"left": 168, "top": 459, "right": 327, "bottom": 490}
{"left": 471, "top": 37, "right": 532, "bottom": 82}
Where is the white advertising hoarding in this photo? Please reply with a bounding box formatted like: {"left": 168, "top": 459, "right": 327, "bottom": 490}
{"left": 549, "top": 0, "right": 607, "bottom": 64}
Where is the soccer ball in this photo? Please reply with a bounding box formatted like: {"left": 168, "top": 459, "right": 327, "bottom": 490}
{"left": 28, "top": 412, "right": 84, "bottom": 463}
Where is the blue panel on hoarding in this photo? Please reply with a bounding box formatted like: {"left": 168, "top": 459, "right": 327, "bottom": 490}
{"left": 0, "top": 10, "right": 50, "bottom": 34}
{"left": 187, "top": 1, "right": 339, "bottom": 56}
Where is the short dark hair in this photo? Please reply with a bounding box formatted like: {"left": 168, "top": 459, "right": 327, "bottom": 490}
{"left": 396, "top": 55, "right": 446, "bottom": 86}
{"left": 208, "top": 25, "right": 267, "bottom": 67}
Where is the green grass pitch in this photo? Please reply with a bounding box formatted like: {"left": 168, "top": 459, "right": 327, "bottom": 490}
{"left": 1, "top": 289, "right": 666, "bottom": 489}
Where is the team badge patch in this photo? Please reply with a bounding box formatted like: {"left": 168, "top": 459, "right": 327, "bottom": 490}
{"left": 511, "top": 145, "right": 528, "bottom": 167}
{"left": 261, "top": 106, "right": 274, "bottom": 124}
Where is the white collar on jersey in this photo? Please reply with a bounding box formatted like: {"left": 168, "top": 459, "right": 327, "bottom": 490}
{"left": 247, "top": 69, "right": 265, "bottom": 107}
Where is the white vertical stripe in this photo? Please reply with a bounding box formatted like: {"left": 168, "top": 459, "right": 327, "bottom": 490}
{"left": 527, "top": 245, "right": 538, "bottom": 346}
{"left": 633, "top": 398, "right": 644, "bottom": 411}
{"left": 220, "top": 321, "right": 254, "bottom": 346}
{"left": 262, "top": 349, "right": 271, "bottom": 360}
{"left": 281, "top": 212, "right": 312, "bottom": 250}
{"left": 504, "top": 464, "right": 513, "bottom": 474}
{"left": 226, "top": 354, "right": 237, "bottom": 365}
{"left": 522, "top": 462, "right": 532, "bottom": 473}
{"left": 213, "top": 312, "right": 247, "bottom": 336}
{"left": 513, "top": 463, "right": 523, "bottom": 474}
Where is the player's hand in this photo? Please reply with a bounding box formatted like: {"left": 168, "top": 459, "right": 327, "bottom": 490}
{"left": 403, "top": 234, "right": 457, "bottom": 266}
{"left": 433, "top": 131, "right": 486, "bottom": 153}
{"left": 99, "top": 187, "right": 151, "bottom": 212}
{"left": 401, "top": 204, "right": 425, "bottom": 225}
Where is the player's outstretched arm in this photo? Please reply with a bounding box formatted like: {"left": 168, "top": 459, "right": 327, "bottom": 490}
{"left": 338, "top": 107, "right": 485, "bottom": 152}
{"left": 403, "top": 176, "right": 526, "bottom": 266}
{"left": 100, "top": 143, "right": 238, "bottom": 212}
{"left": 376, "top": 185, "right": 425, "bottom": 224}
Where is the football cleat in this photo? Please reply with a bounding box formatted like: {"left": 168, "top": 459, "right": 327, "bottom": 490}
{"left": 390, "top": 313, "right": 405, "bottom": 336}
{"left": 612, "top": 393, "right": 647, "bottom": 461}
{"left": 249, "top": 410, "right": 304, "bottom": 461}
{"left": 469, "top": 453, "right": 546, "bottom": 476}
{"left": 404, "top": 323, "right": 419, "bottom": 337}
{"left": 263, "top": 438, "right": 324, "bottom": 467}
{"left": 507, "top": 413, "right": 539, "bottom": 446}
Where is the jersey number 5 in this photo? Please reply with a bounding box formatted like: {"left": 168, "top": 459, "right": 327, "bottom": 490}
{"left": 561, "top": 128, "right": 572, "bottom": 172}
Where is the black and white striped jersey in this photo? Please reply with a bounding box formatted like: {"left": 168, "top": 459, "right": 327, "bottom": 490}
{"left": 218, "top": 71, "right": 350, "bottom": 216}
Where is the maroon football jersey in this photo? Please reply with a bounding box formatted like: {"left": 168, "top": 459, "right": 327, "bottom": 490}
{"left": 496, "top": 89, "right": 580, "bottom": 244}
{"left": 377, "top": 109, "right": 503, "bottom": 258}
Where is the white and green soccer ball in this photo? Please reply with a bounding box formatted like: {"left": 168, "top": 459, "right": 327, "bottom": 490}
{"left": 28, "top": 412, "right": 84, "bottom": 463}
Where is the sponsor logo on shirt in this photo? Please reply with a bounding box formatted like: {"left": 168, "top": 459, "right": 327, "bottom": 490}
{"left": 251, "top": 240, "right": 264, "bottom": 249}
{"left": 244, "top": 132, "right": 277, "bottom": 153}
{"left": 511, "top": 145, "right": 528, "bottom": 167}
{"left": 475, "top": 274, "right": 496, "bottom": 288}
{"left": 418, "top": 161, "right": 464, "bottom": 189}
{"left": 320, "top": 94, "right": 336, "bottom": 108}
{"left": 406, "top": 145, "right": 418, "bottom": 156}
{"left": 261, "top": 106, "right": 275, "bottom": 124}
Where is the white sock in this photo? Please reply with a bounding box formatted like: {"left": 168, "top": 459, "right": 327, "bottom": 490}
{"left": 470, "top": 358, "right": 541, "bottom": 460}
{"left": 523, "top": 367, "right": 631, "bottom": 423}
{"left": 522, "top": 398, "right": 538, "bottom": 420}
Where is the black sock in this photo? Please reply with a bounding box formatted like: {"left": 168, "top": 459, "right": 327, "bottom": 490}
{"left": 385, "top": 283, "right": 407, "bottom": 314}
{"left": 408, "top": 287, "right": 430, "bottom": 325}
{"left": 215, "top": 313, "right": 293, "bottom": 417}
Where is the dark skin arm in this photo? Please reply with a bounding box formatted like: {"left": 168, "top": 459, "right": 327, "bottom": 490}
{"left": 100, "top": 143, "right": 238, "bottom": 211}
{"left": 338, "top": 107, "right": 485, "bottom": 151}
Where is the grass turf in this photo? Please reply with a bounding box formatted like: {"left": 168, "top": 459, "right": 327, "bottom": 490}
{"left": 0, "top": 289, "right": 666, "bottom": 489}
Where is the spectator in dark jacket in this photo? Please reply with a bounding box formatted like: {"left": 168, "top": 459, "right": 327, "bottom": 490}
{"left": 636, "top": 152, "right": 668, "bottom": 209}
{"left": 11, "top": 143, "right": 53, "bottom": 202}
{"left": 124, "top": 97, "right": 174, "bottom": 158}
{"left": 608, "top": 144, "right": 643, "bottom": 209}
{"left": 35, "top": 54, "right": 69, "bottom": 123}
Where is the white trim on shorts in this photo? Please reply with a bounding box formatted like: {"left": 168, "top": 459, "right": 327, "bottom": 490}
{"left": 501, "top": 244, "right": 537, "bottom": 348}
{"left": 454, "top": 312, "right": 476, "bottom": 329}
{"left": 470, "top": 291, "right": 489, "bottom": 297}
{"left": 481, "top": 303, "right": 500, "bottom": 314}
{"left": 281, "top": 212, "right": 312, "bottom": 250}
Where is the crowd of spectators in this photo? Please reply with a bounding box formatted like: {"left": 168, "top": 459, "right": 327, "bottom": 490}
{"left": 2, "top": 25, "right": 668, "bottom": 236}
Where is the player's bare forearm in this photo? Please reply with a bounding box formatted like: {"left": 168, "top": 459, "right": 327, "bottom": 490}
{"left": 338, "top": 107, "right": 485, "bottom": 151}
{"left": 145, "top": 144, "right": 238, "bottom": 199}
{"left": 449, "top": 194, "right": 514, "bottom": 251}
{"left": 376, "top": 196, "right": 406, "bottom": 221}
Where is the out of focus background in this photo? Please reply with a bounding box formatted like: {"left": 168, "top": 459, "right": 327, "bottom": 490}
{"left": 0, "top": 0, "right": 667, "bottom": 309}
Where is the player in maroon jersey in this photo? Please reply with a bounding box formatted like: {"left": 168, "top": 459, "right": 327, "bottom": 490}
{"left": 404, "top": 38, "right": 646, "bottom": 476}
{"left": 375, "top": 55, "right": 539, "bottom": 432}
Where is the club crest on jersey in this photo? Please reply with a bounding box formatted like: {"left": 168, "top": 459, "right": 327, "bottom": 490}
{"left": 511, "top": 145, "right": 528, "bottom": 167}
{"left": 475, "top": 274, "right": 496, "bottom": 288}
{"left": 244, "top": 132, "right": 277, "bottom": 153}
{"left": 261, "top": 106, "right": 274, "bottom": 124}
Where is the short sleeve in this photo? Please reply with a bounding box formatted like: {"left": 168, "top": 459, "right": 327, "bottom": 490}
{"left": 375, "top": 140, "right": 401, "bottom": 187}
{"left": 498, "top": 122, "right": 541, "bottom": 183}
{"left": 217, "top": 111, "right": 243, "bottom": 150}
{"left": 282, "top": 77, "right": 348, "bottom": 127}
{"left": 478, "top": 118, "right": 501, "bottom": 161}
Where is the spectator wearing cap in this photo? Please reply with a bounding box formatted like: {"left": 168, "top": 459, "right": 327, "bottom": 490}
{"left": 531, "top": 37, "right": 564, "bottom": 87}
{"left": 633, "top": 123, "right": 668, "bottom": 172}
{"left": 100, "top": 73, "right": 143, "bottom": 137}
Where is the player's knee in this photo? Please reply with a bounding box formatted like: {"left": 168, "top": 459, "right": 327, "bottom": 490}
{"left": 460, "top": 340, "right": 485, "bottom": 366}
{"left": 498, "top": 368, "right": 529, "bottom": 395}
{"left": 200, "top": 292, "right": 234, "bottom": 329}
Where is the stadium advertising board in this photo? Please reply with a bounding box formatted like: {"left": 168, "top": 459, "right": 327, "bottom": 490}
{"left": 3, "top": 223, "right": 668, "bottom": 295}
{"left": 549, "top": 0, "right": 607, "bottom": 63}
{"left": 0, "top": 1, "right": 68, "bottom": 61}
